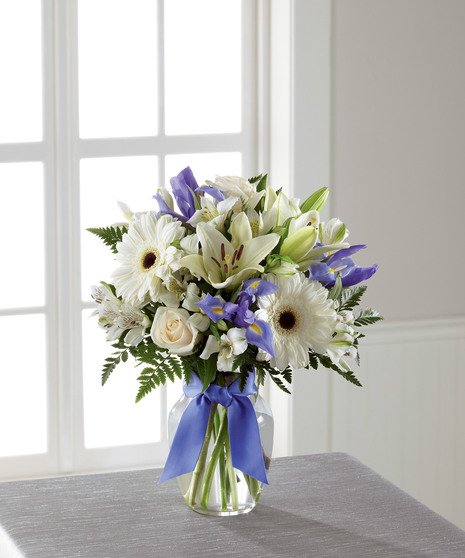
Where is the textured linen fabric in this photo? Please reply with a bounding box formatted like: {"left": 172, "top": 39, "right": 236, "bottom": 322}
{"left": 1, "top": 453, "right": 464, "bottom": 557}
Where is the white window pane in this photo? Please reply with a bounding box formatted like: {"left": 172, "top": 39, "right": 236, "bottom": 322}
{"left": 0, "top": 163, "right": 44, "bottom": 308}
{"left": 80, "top": 156, "right": 158, "bottom": 301}
{"left": 0, "top": 315, "right": 47, "bottom": 456}
{"left": 165, "top": 0, "right": 241, "bottom": 135}
{"left": 0, "top": 0, "right": 42, "bottom": 143}
{"left": 82, "top": 309, "right": 161, "bottom": 448}
{"left": 165, "top": 152, "right": 242, "bottom": 185}
{"left": 78, "top": 0, "right": 158, "bottom": 138}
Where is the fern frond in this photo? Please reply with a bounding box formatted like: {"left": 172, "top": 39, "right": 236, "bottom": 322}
{"left": 87, "top": 226, "right": 126, "bottom": 254}
{"left": 354, "top": 308, "right": 383, "bottom": 326}
{"left": 339, "top": 285, "right": 367, "bottom": 312}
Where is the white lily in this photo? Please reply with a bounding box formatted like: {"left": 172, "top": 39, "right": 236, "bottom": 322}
{"left": 200, "top": 328, "right": 248, "bottom": 371}
{"left": 187, "top": 195, "right": 238, "bottom": 232}
{"left": 179, "top": 214, "right": 280, "bottom": 290}
{"left": 262, "top": 189, "right": 301, "bottom": 233}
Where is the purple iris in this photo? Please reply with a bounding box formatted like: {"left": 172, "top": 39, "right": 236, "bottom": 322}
{"left": 154, "top": 167, "right": 225, "bottom": 222}
{"left": 246, "top": 320, "right": 276, "bottom": 358}
{"left": 225, "top": 298, "right": 255, "bottom": 328}
{"left": 241, "top": 278, "right": 279, "bottom": 301}
{"left": 195, "top": 294, "right": 235, "bottom": 323}
{"left": 308, "top": 244, "right": 378, "bottom": 287}
{"left": 169, "top": 167, "right": 199, "bottom": 220}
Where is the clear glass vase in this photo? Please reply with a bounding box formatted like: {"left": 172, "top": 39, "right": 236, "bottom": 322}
{"left": 168, "top": 392, "right": 273, "bottom": 516}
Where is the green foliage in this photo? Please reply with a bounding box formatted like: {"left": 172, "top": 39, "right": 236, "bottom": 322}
{"left": 101, "top": 344, "right": 129, "bottom": 386}
{"left": 238, "top": 368, "right": 251, "bottom": 392}
{"left": 315, "top": 353, "right": 362, "bottom": 387}
{"left": 354, "top": 308, "right": 383, "bottom": 326}
{"left": 268, "top": 372, "right": 291, "bottom": 394}
{"left": 338, "top": 285, "right": 367, "bottom": 312}
{"left": 256, "top": 174, "right": 268, "bottom": 193}
{"left": 254, "top": 360, "right": 292, "bottom": 395}
{"left": 195, "top": 355, "right": 218, "bottom": 392}
{"left": 87, "top": 226, "right": 126, "bottom": 254}
{"left": 328, "top": 274, "right": 343, "bottom": 301}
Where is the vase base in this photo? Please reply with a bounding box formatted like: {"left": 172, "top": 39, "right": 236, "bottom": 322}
{"left": 189, "top": 503, "right": 257, "bottom": 517}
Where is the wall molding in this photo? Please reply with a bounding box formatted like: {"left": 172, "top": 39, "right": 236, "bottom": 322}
{"left": 363, "top": 316, "right": 465, "bottom": 345}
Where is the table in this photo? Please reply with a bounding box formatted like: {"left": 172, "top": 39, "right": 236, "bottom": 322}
{"left": 1, "top": 453, "right": 464, "bottom": 557}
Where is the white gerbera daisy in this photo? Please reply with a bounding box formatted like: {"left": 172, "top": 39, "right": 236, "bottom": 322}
{"left": 255, "top": 273, "right": 338, "bottom": 370}
{"left": 112, "top": 212, "right": 185, "bottom": 305}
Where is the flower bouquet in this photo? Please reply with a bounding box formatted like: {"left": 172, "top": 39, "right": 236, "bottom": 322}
{"left": 89, "top": 167, "right": 381, "bottom": 516}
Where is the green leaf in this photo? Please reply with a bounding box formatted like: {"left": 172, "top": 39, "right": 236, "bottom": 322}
{"left": 328, "top": 273, "right": 343, "bottom": 301}
{"left": 354, "top": 308, "right": 384, "bottom": 326}
{"left": 300, "top": 187, "right": 329, "bottom": 213}
{"left": 269, "top": 374, "right": 291, "bottom": 394}
{"left": 316, "top": 354, "right": 362, "bottom": 387}
{"left": 339, "top": 285, "right": 367, "bottom": 312}
{"left": 238, "top": 369, "right": 251, "bottom": 392}
{"left": 87, "top": 226, "right": 126, "bottom": 254}
{"left": 256, "top": 174, "right": 268, "bottom": 192}
{"left": 248, "top": 174, "right": 262, "bottom": 184}
{"left": 281, "top": 368, "right": 292, "bottom": 384}
{"left": 308, "top": 352, "right": 319, "bottom": 370}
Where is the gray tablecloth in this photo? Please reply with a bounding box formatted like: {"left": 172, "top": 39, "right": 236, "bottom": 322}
{"left": 1, "top": 453, "right": 464, "bottom": 557}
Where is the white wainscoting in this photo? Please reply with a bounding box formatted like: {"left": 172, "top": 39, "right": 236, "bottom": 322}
{"left": 275, "top": 317, "right": 465, "bottom": 530}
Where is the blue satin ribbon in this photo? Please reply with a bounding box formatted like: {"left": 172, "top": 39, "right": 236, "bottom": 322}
{"left": 159, "top": 372, "right": 268, "bottom": 485}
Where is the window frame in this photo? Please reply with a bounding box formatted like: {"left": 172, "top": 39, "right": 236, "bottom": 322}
{"left": 0, "top": 0, "right": 260, "bottom": 480}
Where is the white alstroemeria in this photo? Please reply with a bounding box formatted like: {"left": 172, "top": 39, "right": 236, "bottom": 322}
{"left": 326, "top": 316, "right": 359, "bottom": 371}
{"left": 91, "top": 283, "right": 121, "bottom": 325}
{"left": 182, "top": 283, "right": 203, "bottom": 312}
{"left": 206, "top": 176, "right": 263, "bottom": 212}
{"left": 338, "top": 310, "right": 355, "bottom": 325}
{"left": 179, "top": 215, "right": 280, "bottom": 290}
{"left": 319, "top": 218, "right": 349, "bottom": 245}
{"left": 187, "top": 195, "right": 238, "bottom": 232}
{"left": 91, "top": 284, "right": 150, "bottom": 346}
{"left": 112, "top": 304, "right": 151, "bottom": 346}
{"left": 200, "top": 328, "right": 248, "bottom": 372}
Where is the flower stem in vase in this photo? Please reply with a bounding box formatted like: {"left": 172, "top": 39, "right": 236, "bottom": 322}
{"left": 244, "top": 473, "right": 261, "bottom": 502}
{"left": 214, "top": 409, "right": 228, "bottom": 511}
{"left": 186, "top": 402, "right": 218, "bottom": 507}
{"left": 223, "top": 410, "right": 238, "bottom": 511}
{"left": 200, "top": 407, "right": 229, "bottom": 509}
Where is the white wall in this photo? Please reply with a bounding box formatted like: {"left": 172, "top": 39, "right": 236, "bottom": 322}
{"left": 271, "top": 0, "right": 465, "bottom": 531}
{"left": 329, "top": 0, "right": 465, "bottom": 529}
{"left": 331, "top": 0, "right": 465, "bottom": 320}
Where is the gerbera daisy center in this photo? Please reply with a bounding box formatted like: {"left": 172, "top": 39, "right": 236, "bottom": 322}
{"left": 141, "top": 249, "right": 159, "bottom": 271}
{"left": 273, "top": 305, "right": 301, "bottom": 335}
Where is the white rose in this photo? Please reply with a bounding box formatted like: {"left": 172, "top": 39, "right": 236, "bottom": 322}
{"left": 151, "top": 307, "right": 202, "bottom": 355}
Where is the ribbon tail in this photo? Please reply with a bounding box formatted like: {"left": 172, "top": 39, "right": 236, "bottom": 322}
{"left": 158, "top": 396, "right": 211, "bottom": 484}
{"left": 228, "top": 397, "right": 268, "bottom": 485}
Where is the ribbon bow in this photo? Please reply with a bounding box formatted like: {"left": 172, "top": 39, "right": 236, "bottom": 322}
{"left": 159, "top": 372, "right": 268, "bottom": 484}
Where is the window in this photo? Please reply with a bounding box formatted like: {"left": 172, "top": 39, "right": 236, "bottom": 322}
{"left": 0, "top": 0, "right": 258, "bottom": 479}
